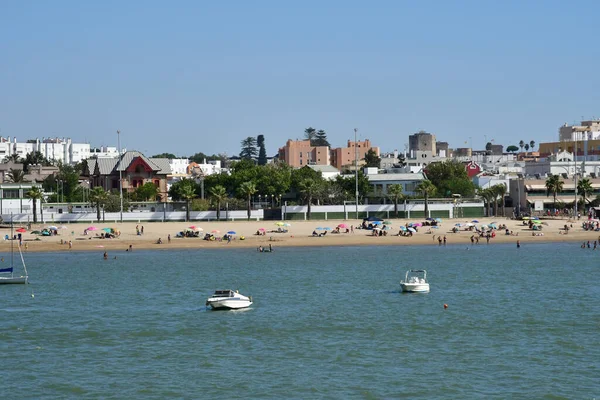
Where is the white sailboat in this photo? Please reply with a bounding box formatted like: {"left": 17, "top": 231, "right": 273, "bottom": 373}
{"left": 0, "top": 216, "right": 29, "bottom": 285}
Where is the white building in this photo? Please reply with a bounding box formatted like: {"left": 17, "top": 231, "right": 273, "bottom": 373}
{"left": 169, "top": 158, "right": 190, "bottom": 175}
{"left": 0, "top": 137, "right": 125, "bottom": 165}
{"left": 559, "top": 120, "right": 600, "bottom": 141}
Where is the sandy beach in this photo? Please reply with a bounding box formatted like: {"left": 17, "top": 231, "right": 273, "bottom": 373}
{"left": 1, "top": 216, "right": 598, "bottom": 254}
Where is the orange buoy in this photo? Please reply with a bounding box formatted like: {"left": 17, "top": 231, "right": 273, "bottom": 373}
{"left": 444, "top": 304, "right": 448, "bottom": 309}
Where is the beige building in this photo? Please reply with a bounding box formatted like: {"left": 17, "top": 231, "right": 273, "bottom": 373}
{"left": 330, "top": 139, "right": 379, "bottom": 170}
{"left": 409, "top": 131, "right": 436, "bottom": 156}
{"left": 277, "top": 140, "right": 330, "bottom": 167}
{"left": 559, "top": 120, "right": 600, "bottom": 141}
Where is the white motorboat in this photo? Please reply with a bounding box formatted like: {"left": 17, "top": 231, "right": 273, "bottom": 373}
{"left": 400, "top": 269, "right": 429, "bottom": 293}
{"left": 206, "top": 290, "right": 253, "bottom": 310}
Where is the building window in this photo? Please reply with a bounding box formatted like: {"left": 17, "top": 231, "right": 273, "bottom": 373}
{"left": 300, "top": 159, "right": 303, "bottom": 165}
{"left": 3, "top": 189, "right": 20, "bottom": 199}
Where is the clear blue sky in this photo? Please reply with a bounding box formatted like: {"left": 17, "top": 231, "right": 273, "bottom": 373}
{"left": 1, "top": 0, "right": 599, "bottom": 158}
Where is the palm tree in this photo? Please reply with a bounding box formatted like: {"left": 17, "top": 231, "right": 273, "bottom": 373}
{"left": 545, "top": 174, "right": 564, "bottom": 207}
{"left": 238, "top": 181, "right": 257, "bottom": 220}
{"left": 209, "top": 185, "right": 228, "bottom": 221}
{"left": 177, "top": 181, "right": 197, "bottom": 222}
{"left": 89, "top": 187, "right": 108, "bottom": 222}
{"left": 26, "top": 186, "right": 44, "bottom": 223}
{"left": 298, "top": 178, "right": 319, "bottom": 220}
{"left": 4, "top": 154, "right": 21, "bottom": 164}
{"left": 524, "top": 144, "right": 530, "bottom": 152}
{"left": 529, "top": 140, "right": 536, "bottom": 151}
{"left": 491, "top": 183, "right": 507, "bottom": 217}
{"left": 478, "top": 187, "right": 493, "bottom": 217}
{"left": 577, "top": 177, "right": 594, "bottom": 211}
{"left": 415, "top": 180, "right": 436, "bottom": 218}
{"left": 387, "top": 184, "right": 404, "bottom": 218}
{"left": 7, "top": 168, "right": 26, "bottom": 183}
{"left": 519, "top": 140, "right": 525, "bottom": 152}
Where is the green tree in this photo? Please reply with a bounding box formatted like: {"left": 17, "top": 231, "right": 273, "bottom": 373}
{"left": 314, "top": 130, "right": 330, "bottom": 147}
{"left": 529, "top": 140, "right": 536, "bottom": 151}
{"left": 103, "top": 192, "right": 130, "bottom": 214}
{"left": 209, "top": 185, "right": 228, "bottom": 221}
{"left": 174, "top": 179, "right": 197, "bottom": 222}
{"left": 545, "top": 174, "right": 564, "bottom": 207}
{"left": 519, "top": 140, "right": 525, "bottom": 152}
{"left": 23, "top": 151, "right": 51, "bottom": 172}
{"left": 304, "top": 127, "right": 317, "bottom": 144}
{"left": 55, "top": 162, "right": 82, "bottom": 202}
{"left": 239, "top": 137, "right": 258, "bottom": 160}
{"left": 298, "top": 178, "right": 320, "bottom": 220}
{"left": 238, "top": 181, "right": 257, "bottom": 220}
{"left": 26, "top": 186, "right": 44, "bottom": 223}
{"left": 7, "top": 168, "right": 26, "bottom": 183}
{"left": 577, "top": 177, "right": 594, "bottom": 209}
{"left": 524, "top": 144, "right": 530, "bottom": 151}
{"left": 506, "top": 145, "right": 519, "bottom": 153}
{"left": 416, "top": 180, "right": 437, "bottom": 217}
{"left": 363, "top": 149, "right": 381, "bottom": 168}
{"left": 134, "top": 182, "right": 160, "bottom": 201}
{"left": 491, "top": 183, "right": 507, "bottom": 217}
{"left": 89, "top": 187, "right": 108, "bottom": 222}
{"left": 478, "top": 187, "right": 493, "bottom": 217}
{"left": 424, "top": 160, "right": 475, "bottom": 197}
{"left": 151, "top": 153, "right": 177, "bottom": 159}
{"left": 4, "top": 154, "right": 21, "bottom": 164}
{"left": 188, "top": 152, "right": 221, "bottom": 163}
{"left": 257, "top": 134, "right": 268, "bottom": 166}
{"left": 387, "top": 184, "right": 404, "bottom": 218}
{"left": 485, "top": 142, "right": 493, "bottom": 152}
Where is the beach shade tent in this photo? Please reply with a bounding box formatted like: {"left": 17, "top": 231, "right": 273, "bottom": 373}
{"left": 471, "top": 220, "right": 479, "bottom": 223}
{"left": 435, "top": 218, "right": 443, "bottom": 222}
{"left": 407, "top": 227, "right": 417, "bottom": 233}
{"left": 275, "top": 222, "right": 285, "bottom": 226}
{"left": 47, "top": 226, "right": 58, "bottom": 230}
{"left": 16, "top": 228, "right": 27, "bottom": 233}
{"left": 315, "top": 227, "right": 324, "bottom": 230}
{"left": 488, "top": 224, "right": 497, "bottom": 229}
{"left": 399, "top": 226, "right": 407, "bottom": 231}
{"left": 425, "top": 217, "right": 435, "bottom": 221}
{"left": 227, "top": 231, "right": 237, "bottom": 235}
{"left": 87, "top": 226, "right": 98, "bottom": 231}
{"left": 323, "top": 227, "right": 331, "bottom": 230}
{"left": 337, "top": 223, "right": 349, "bottom": 229}
{"left": 371, "top": 221, "right": 383, "bottom": 225}
{"left": 364, "top": 216, "right": 384, "bottom": 222}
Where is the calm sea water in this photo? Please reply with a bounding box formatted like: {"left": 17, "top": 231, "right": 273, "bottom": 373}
{"left": 1, "top": 243, "right": 599, "bottom": 399}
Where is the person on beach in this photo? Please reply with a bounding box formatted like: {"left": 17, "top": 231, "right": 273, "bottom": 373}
{"left": 517, "top": 240, "right": 520, "bottom": 248}
{"left": 168, "top": 234, "right": 171, "bottom": 243}
{"left": 269, "top": 244, "right": 272, "bottom": 252}
{"left": 351, "top": 225, "right": 354, "bottom": 234}
{"left": 438, "top": 236, "right": 442, "bottom": 246}
{"left": 68, "top": 240, "right": 72, "bottom": 249}
{"left": 443, "top": 236, "right": 447, "bottom": 246}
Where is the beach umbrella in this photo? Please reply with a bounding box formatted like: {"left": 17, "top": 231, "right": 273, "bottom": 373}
{"left": 87, "top": 226, "right": 98, "bottom": 231}
{"left": 337, "top": 223, "right": 349, "bottom": 229}
{"left": 16, "top": 228, "right": 27, "bottom": 233}
{"left": 488, "top": 224, "right": 497, "bottom": 229}
{"left": 283, "top": 223, "right": 291, "bottom": 227}
{"left": 315, "top": 227, "right": 324, "bottom": 230}
{"left": 435, "top": 218, "right": 443, "bottom": 222}
{"left": 188, "top": 225, "right": 198, "bottom": 230}
{"left": 399, "top": 226, "right": 407, "bottom": 231}
{"left": 258, "top": 228, "right": 266, "bottom": 231}
{"left": 383, "top": 221, "right": 392, "bottom": 225}
{"left": 471, "top": 220, "right": 479, "bottom": 223}
{"left": 407, "top": 227, "right": 417, "bottom": 233}
{"left": 102, "top": 228, "right": 112, "bottom": 233}
{"left": 211, "top": 229, "right": 220, "bottom": 234}
{"left": 227, "top": 231, "right": 236, "bottom": 235}
{"left": 275, "top": 222, "right": 285, "bottom": 226}
{"left": 47, "top": 225, "right": 58, "bottom": 230}
{"left": 323, "top": 227, "right": 331, "bottom": 231}
{"left": 425, "top": 217, "right": 435, "bottom": 221}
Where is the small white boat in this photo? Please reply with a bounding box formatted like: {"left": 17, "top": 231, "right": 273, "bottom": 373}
{"left": 206, "top": 290, "right": 253, "bottom": 310}
{"left": 0, "top": 216, "right": 29, "bottom": 285}
{"left": 400, "top": 269, "right": 429, "bottom": 293}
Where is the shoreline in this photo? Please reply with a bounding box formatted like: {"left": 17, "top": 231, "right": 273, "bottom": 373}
{"left": 1, "top": 217, "right": 598, "bottom": 253}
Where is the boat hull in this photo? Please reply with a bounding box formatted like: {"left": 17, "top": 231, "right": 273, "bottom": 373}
{"left": 0, "top": 276, "right": 28, "bottom": 284}
{"left": 400, "top": 283, "right": 429, "bottom": 293}
{"left": 207, "top": 299, "right": 252, "bottom": 310}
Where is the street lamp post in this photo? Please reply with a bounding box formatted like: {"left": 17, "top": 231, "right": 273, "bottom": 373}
{"left": 354, "top": 128, "right": 359, "bottom": 219}
{"left": 117, "top": 130, "right": 123, "bottom": 223}
{"left": 574, "top": 134, "right": 578, "bottom": 218}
